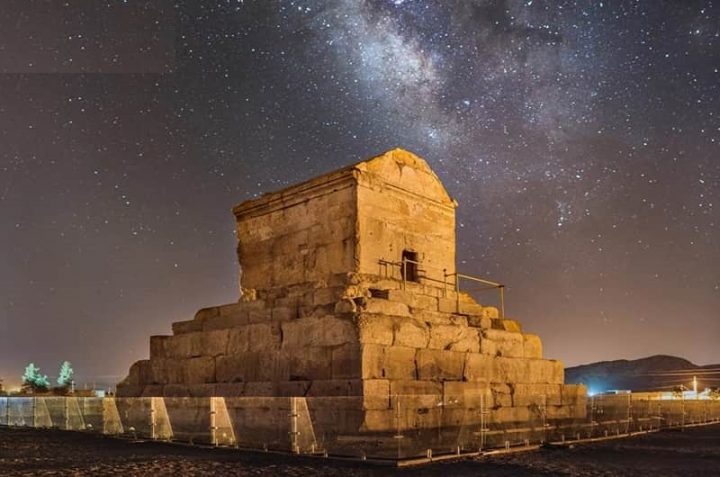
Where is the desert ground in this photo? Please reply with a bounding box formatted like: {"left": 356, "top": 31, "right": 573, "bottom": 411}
{"left": 1, "top": 423, "right": 719, "bottom": 476}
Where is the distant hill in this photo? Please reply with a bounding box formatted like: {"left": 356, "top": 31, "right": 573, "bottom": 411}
{"left": 565, "top": 355, "right": 720, "bottom": 393}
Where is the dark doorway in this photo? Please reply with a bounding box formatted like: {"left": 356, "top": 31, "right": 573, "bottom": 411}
{"left": 401, "top": 250, "right": 419, "bottom": 282}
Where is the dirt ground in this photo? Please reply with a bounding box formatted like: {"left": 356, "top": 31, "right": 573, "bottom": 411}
{"left": 1, "top": 424, "right": 719, "bottom": 476}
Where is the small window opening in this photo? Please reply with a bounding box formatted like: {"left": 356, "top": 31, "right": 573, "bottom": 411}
{"left": 401, "top": 250, "right": 419, "bottom": 282}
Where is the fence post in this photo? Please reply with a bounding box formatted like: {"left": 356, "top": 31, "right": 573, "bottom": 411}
{"left": 150, "top": 399, "right": 157, "bottom": 440}
{"left": 210, "top": 397, "right": 217, "bottom": 447}
{"left": 499, "top": 285, "right": 505, "bottom": 319}
{"left": 289, "top": 397, "right": 299, "bottom": 454}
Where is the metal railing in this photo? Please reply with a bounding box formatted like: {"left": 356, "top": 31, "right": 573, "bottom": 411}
{"left": 378, "top": 257, "right": 506, "bottom": 318}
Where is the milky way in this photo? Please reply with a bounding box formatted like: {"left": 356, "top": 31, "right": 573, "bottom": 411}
{"left": 0, "top": 0, "right": 718, "bottom": 387}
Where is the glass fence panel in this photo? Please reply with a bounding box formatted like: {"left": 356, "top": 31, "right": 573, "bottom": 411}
{"left": 1, "top": 395, "right": 719, "bottom": 460}
{"left": 0, "top": 397, "right": 7, "bottom": 426}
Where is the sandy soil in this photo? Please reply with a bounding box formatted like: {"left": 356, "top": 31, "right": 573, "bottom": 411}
{"left": 1, "top": 424, "right": 719, "bottom": 476}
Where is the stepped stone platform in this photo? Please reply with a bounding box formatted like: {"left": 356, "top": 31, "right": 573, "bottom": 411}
{"left": 118, "top": 148, "right": 586, "bottom": 432}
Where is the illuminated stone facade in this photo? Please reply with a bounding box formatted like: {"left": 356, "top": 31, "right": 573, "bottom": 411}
{"left": 118, "top": 148, "right": 586, "bottom": 430}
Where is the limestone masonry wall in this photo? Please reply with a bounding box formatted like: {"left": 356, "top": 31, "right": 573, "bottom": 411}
{"left": 118, "top": 149, "right": 586, "bottom": 433}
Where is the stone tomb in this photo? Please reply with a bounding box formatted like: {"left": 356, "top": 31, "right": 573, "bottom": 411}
{"left": 118, "top": 148, "right": 586, "bottom": 432}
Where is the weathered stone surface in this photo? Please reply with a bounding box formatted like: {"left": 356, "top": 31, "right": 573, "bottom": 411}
{"left": 442, "top": 381, "right": 491, "bottom": 408}
{"left": 360, "top": 344, "right": 385, "bottom": 379}
{"left": 523, "top": 334, "right": 543, "bottom": 359}
{"left": 464, "top": 353, "right": 493, "bottom": 382}
{"left": 281, "top": 316, "right": 356, "bottom": 348}
{"left": 382, "top": 346, "right": 417, "bottom": 380}
{"left": 194, "top": 306, "right": 219, "bottom": 321}
{"left": 149, "top": 336, "right": 168, "bottom": 359}
{"left": 226, "top": 323, "right": 280, "bottom": 354}
{"left": 286, "top": 346, "right": 333, "bottom": 381}
{"left": 416, "top": 349, "right": 465, "bottom": 381}
{"left": 467, "top": 315, "right": 492, "bottom": 329}
{"left": 361, "top": 298, "right": 410, "bottom": 317}
{"left": 172, "top": 319, "right": 202, "bottom": 335}
{"left": 392, "top": 318, "right": 429, "bottom": 348}
{"left": 389, "top": 379, "right": 442, "bottom": 396}
{"left": 513, "top": 384, "right": 563, "bottom": 406}
{"left": 387, "top": 289, "right": 438, "bottom": 310}
{"left": 165, "top": 333, "right": 203, "bottom": 359}
{"left": 482, "top": 329, "right": 524, "bottom": 358}
{"left": 201, "top": 329, "right": 229, "bottom": 356}
{"left": 331, "top": 344, "right": 361, "bottom": 379}
{"left": 357, "top": 314, "right": 394, "bottom": 345}
{"left": 490, "top": 383, "right": 513, "bottom": 407}
{"left": 186, "top": 356, "right": 215, "bottom": 383}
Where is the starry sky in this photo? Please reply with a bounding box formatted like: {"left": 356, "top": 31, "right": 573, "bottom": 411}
{"left": 1, "top": 0, "right": 718, "bottom": 388}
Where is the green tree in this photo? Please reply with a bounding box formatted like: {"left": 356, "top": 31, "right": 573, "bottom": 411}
{"left": 22, "top": 363, "right": 50, "bottom": 393}
{"left": 56, "top": 361, "right": 74, "bottom": 388}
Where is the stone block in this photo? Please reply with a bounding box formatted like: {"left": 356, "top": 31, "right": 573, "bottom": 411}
{"left": 277, "top": 380, "right": 312, "bottom": 397}
{"left": 361, "top": 344, "right": 385, "bottom": 379}
{"left": 271, "top": 306, "right": 297, "bottom": 321}
{"left": 561, "top": 384, "right": 588, "bottom": 405}
{"left": 490, "top": 383, "right": 513, "bottom": 407}
{"left": 416, "top": 349, "right": 465, "bottom": 381}
{"left": 413, "top": 310, "right": 454, "bottom": 326}
{"left": 479, "top": 337, "right": 497, "bottom": 356}
{"left": 227, "top": 323, "right": 281, "bottom": 354}
{"left": 523, "top": 334, "right": 543, "bottom": 359}
{"left": 186, "top": 356, "right": 215, "bottom": 383}
{"left": 437, "top": 297, "right": 459, "bottom": 314}
{"left": 163, "top": 384, "right": 190, "bottom": 397}
{"left": 281, "top": 316, "right": 357, "bottom": 348}
{"left": 362, "top": 298, "right": 410, "bottom": 317}
{"left": 442, "top": 381, "right": 491, "bottom": 408}
{"left": 312, "top": 287, "right": 344, "bottom": 305}
{"left": 482, "top": 307, "right": 500, "bottom": 319}
{"left": 362, "top": 410, "right": 395, "bottom": 432}
{"left": 448, "top": 327, "right": 480, "bottom": 353}
{"left": 387, "top": 289, "right": 438, "bottom": 310}
{"left": 527, "top": 359, "right": 564, "bottom": 384}
{"left": 513, "top": 384, "right": 563, "bottom": 407}
{"left": 463, "top": 353, "right": 493, "bottom": 382}
{"left": 390, "top": 379, "right": 442, "bottom": 396}
{"left": 243, "top": 381, "right": 277, "bottom": 396}
{"left": 383, "top": 346, "right": 417, "bottom": 380}
{"left": 491, "top": 406, "right": 531, "bottom": 424}
{"left": 216, "top": 353, "right": 286, "bottom": 383}
{"left": 428, "top": 323, "right": 463, "bottom": 350}
{"left": 363, "top": 379, "right": 391, "bottom": 410}
{"left": 201, "top": 329, "right": 229, "bottom": 356}
{"left": 467, "top": 315, "right": 491, "bottom": 329}
{"left": 482, "top": 329, "right": 524, "bottom": 358}
{"left": 149, "top": 336, "right": 168, "bottom": 359}
{"left": 307, "top": 379, "right": 362, "bottom": 396}
{"left": 357, "top": 314, "right": 394, "bottom": 345}
{"left": 187, "top": 384, "right": 217, "bottom": 397}
{"left": 172, "top": 319, "right": 202, "bottom": 334}
{"left": 286, "top": 346, "right": 333, "bottom": 381}
{"left": 501, "top": 319, "right": 522, "bottom": 332}
{"left": 492, "top": 357, "right": 529, "bottom": 383}
{"left": 165, "top": 333, "right": 203, "bottom": 359}
{"left": 202, "top": 313, "right": 249, "bottom": 331}
{"left": 215, "top": 382, "right": 246, "bottom": 396}
{"left": 194, "top": 306, "right": 219, "bottom": 321}
{"left": 123, "top": 360, "right": 147, "bottom": 386}
{"left": 392, "top": 318, "right": 429, "bottom": 348}
{"left": 331, "top": 344, "right": 361, "bottom": 379}
{"left": 140, "top": 385, "right": 164, "bottom": 397}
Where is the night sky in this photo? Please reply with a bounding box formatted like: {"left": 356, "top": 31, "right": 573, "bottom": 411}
{"left": 1, "top": 1, "right": 718, "bottom": 388}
